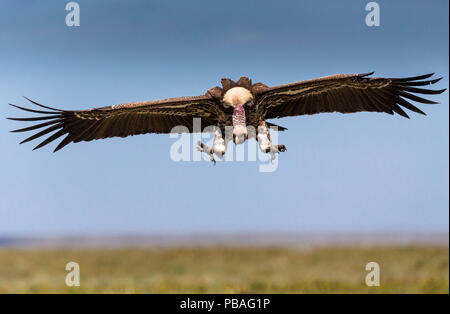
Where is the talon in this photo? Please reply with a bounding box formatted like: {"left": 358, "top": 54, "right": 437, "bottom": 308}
{"left": 198, "top": 139, "right": 223, "bottom": 165}
{"left": 196, "top": 141, "right": 203, "bottom": 152}
{"left": 270, "top": 152, "right": 276, "bottom": 162}
{"left": 209, "top": 153, "right": 216, "bottom": 165}
{"left": 197, "top": 141, "right": 205, "bottom": 151}
{"left": 270, "top": 144, "right": 287, "bottom": 154}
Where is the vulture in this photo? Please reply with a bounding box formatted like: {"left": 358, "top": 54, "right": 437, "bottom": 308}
{"left": 8, "top": 72, "right": 446, "bottom": 164}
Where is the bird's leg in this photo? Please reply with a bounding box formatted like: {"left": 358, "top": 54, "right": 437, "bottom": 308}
{"left": 197, "top": 141, "right": 216, "bottom": 165}
{"left": 196, "top": 127, "right": 226, "bottom": 165}
{"left": 212, "top": 128, "right": 226, "bottom": 160}
{"left": 269, "top": 144, "right": 287, "bottom": 162}
{"left": 257, "top": 121, "right": 287, "bottom": 162}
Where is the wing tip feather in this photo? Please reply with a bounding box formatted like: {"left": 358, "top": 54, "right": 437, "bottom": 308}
{"left": 359, "top": 71, "right": 375, "bottom": 77}
{"left": 23, "top": 96, "right": 63, "bottom": 112}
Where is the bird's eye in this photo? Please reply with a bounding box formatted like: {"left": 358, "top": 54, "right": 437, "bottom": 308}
{"left": 244, "top": 100, "right": 254, "bottom": 107}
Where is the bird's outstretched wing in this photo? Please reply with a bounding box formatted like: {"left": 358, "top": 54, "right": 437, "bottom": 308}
{"left": 8, "top": 95, "right": 220, "bottom": 152}
{"left": 256, "top": 73, "right": 446, "bottom": 119}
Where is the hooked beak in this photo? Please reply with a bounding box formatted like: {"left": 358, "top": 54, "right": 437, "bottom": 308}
{"left": 233, "top": 133, "right": 247, "bottom": 144}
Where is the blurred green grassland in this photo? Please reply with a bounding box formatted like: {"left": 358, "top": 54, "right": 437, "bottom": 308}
{"left": 0, "top": 246, "right": 448, "bottom": 293}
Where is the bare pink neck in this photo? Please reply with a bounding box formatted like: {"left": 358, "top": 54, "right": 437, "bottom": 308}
{"left": 232, "top": 106, "right": 246, "bottom": 127}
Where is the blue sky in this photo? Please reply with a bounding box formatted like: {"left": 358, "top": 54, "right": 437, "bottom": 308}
{"left": 0, "top": 0, "right": 448, "bottom": 236}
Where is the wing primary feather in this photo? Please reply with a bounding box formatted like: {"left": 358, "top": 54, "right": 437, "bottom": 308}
{"left": 394, "top": 77, "right": 443, "bottom": 86}
{"left": 398, "top": 91, "right": 439, "bottom": 104}
{"left": 33, "top": 129, "right": 68, "bottom": 150}
{"left": 23, "top": 97, "right": 64, "bottom": 112}
{"left": 373, "top": 91, "right": 409, "bottom": 119}
{"left": 396, "top": 97, "right": 426, "bottom": 115}
{"left": 7, "top": 115, "right": 62, "bottom": 122}
{"left": 359, "top": 72, "right": 375, "bottom": 77}
{"left": 375, "top": 89, "right": 403, "bottom": 113}
{"left": 391, "top": 104, "right": 410, "bottom": 119}
{"left": 20, "top": 123, "right": 62, "bottom": 144}
{"left": 9, "top": 104, "right": 58, "bottom": 115}
{"left": 400, "top": 86, "right": 446, "bottom": 95}
{"left": 10, "top": 119, "right": 63, "bottom": 133}
{"left": 391, "top": 73, "right": 434, "bottom": 82}
{"left": 53, "top": 134, "right": 73, "bottom": 152}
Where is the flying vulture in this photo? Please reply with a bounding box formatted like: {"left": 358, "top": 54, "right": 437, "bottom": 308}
{"left": 8, "top": 72, "right": 446, "bottom": 163}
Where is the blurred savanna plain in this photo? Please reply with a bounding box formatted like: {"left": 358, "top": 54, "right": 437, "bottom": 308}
{"left": 0, "top": 245, "right": 448, "bottom": 293}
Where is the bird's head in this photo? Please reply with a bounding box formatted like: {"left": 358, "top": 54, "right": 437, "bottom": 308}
{"left": 223, "top": 87, "right": 253, "bottom": 144}
{"left": 222, "top": 87, "right": 253, "bottom": 108}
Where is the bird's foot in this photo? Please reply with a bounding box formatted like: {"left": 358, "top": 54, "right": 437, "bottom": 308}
{"left": 269, "top": 144, "right": 287, "bottom": 162}
{"left": 273, "top": 144, "right": 287, "bottom": 153}
{"left": 196, "top": 141, "right": 216, "bottom": 165}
